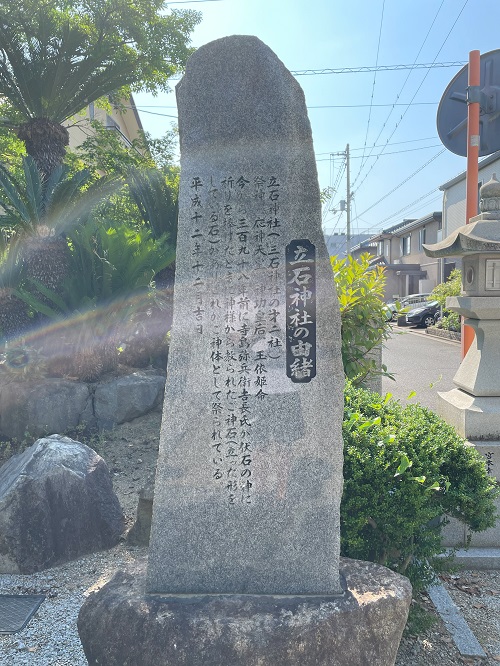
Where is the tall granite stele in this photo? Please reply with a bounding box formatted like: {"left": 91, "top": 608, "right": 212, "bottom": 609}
{"left": 78, "top": 36, "right": 411, "bottom": 666}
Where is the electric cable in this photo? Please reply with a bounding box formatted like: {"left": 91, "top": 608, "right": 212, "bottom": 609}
{"left": 351, "top": 0, "right": 470, "bottom": 207}
{"left": 352, "top": 0, "right": 446, "bottom": 188}
{"left": 355, "top": 149, "right": 446, "bottom": 220}
{"left": 315, "top": 144, "right": 441, "bottom": 162}
{"left": 358, "top": 0, "right": 386, "bottom": 178}
{"left": 290, "top": 61, "right": 466, "bottom": 75}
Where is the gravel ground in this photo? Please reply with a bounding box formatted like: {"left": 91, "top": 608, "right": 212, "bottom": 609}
{"left": 1, "top": 412, "right": 500, "bottom": 665}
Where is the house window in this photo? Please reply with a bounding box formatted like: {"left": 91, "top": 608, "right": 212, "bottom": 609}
{"left": 437, "top": 218, "right": 443, "bottom": 242}
{"left": 385, "top": 241, "right": 390, "bottom": 260}
{"left": 377, "top": 241, "right": 384, "bottom": 256}
{"left": 418, "top": 228, "right": 426, "bottom": 250}
{"left": 402, "top": 235, "right": 411, "bottom": 256}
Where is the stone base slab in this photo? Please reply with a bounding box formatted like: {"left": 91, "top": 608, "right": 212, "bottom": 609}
{"left": 450, "top": 548, "right": 500, "bottom": 569}
{"left": 78, "top": 556, "right": 411, "bottom": 666}
{"left": 440, "top": 439, "right": 500, "bottom": 550}
{"left": 442, "top": 497, "right": 500, "bottom": 549}
{"left": 437, "top": 389, "right": 500, "bottom": 439}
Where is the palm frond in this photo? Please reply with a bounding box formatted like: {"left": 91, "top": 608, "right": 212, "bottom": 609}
{"left": 22, "top": 156, "right": 42, "bottom": 222}
{"left": 0, "top": 10, "right": 138, "bottom": 124}
{"left": 0, "top": 241, "right": 24, "bottom": 289}
{"left": 127, "top": 167, "right": 178, "bottom": 241}
{"left": 0, "top": 157, "right": 123, "bottom": 243}
{"left": 0, "top": 161, "right": 34, "bottom": 228}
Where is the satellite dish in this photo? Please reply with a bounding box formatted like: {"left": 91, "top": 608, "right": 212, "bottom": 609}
{"left": 437, "top": 49, "right": 500, "bottom": 157}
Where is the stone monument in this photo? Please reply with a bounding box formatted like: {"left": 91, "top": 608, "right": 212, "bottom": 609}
{"left": 146, "top": 33, "right": 345, "bottom": 597}
{"left": 424, "top": 174, "right": 500, "bottom": 557}
{"left": 78, "top": 36, "right": 411, "bottom": 665}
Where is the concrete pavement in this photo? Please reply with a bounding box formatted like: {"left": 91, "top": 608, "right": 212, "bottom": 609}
{"left": 381, "top": 326, "right": 461, "bottom": 411}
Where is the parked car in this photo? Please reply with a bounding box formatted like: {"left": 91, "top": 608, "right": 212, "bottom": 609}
{"left": 405, "top": 300, "right": 440, "bottom": 327}
{"left": 386, "top": 293, "right": 431, "bottom": 321}
{"left": 383, "top": 304, "right": 394, "bottom": 321}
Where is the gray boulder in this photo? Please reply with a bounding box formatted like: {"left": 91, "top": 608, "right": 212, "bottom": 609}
{"left": 94, "top": 370, "right": 165, "bottom": 430}
{"left": 0, "top": 435, "right": 124, "bottom": 573}
{"left": 0, "top": 379, "right": 94, "bottom": 440}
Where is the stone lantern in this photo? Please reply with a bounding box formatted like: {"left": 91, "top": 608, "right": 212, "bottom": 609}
{"left": 424, "top": 174, "right": 500, "bottom": 556}
{"left": 424, "top": 173, "right": 500, "bottom": 437}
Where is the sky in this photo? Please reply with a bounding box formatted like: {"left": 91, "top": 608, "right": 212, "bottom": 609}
{"left": 133, "top": 0, "right": 500, "bottom": 249}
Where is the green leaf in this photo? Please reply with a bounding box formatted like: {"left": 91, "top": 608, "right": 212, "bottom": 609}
{"left": 394, "top": 453, "right": 412, "bottom": 477}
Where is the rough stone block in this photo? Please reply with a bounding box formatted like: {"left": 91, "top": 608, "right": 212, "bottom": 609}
{"left": 0, "top": 379, "right": 93, "bottom": 440}
{"left": 127, "top": 474, "right": 155, "bottom": 546}
{"left": 94, "top": 370, "right": 165, "bottom": 430}
{"left": 78, "top": 557, "right": 412, "bottom": 666}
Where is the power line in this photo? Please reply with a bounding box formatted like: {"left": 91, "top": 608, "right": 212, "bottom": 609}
{"left": 162, "top": 60, "right": 468, "bottom": 82}
{"left": 355, "top": 149, "right": 446, "bottom": 220}
{"left": 315, "top": 136, "right": 438, "bottom": 155}
{"left": 290, "top": 61, "right": 466, "bottom": 76}
{"left": 378, "top": 190, "right": 442, "bottom": 227}
{"left": 352, "top": 0, "right": 446, "bottom": 188}
{"left": 359, "top": 0, "right": 386, "bottom": 181}
{"left": 131, "top": 102, "right": 438, "bottom": 109}
{"left": 315, "top": 144, "right": 441, "bottom": 162}
{"left": 126, "top": 106, "right": 178, "bottom": 118}
{"left": 167, "top": 0, "right": 223, "bottom": 4}
{"left": 350, "top": 0, "right": 469, "bottom": 208}
{"left": 309, "top": 102, "right": 436, "bottom": 108}
{"left": 322, "top": 158, "right": 346, "bottom": 224}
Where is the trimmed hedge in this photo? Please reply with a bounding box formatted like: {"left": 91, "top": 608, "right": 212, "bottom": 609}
{"left": 341, "top": 382, "right": 498, "bottom": 590}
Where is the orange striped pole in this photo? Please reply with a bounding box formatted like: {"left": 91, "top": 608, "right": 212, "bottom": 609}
{"left": 462, "top": 50, "right": 480, "bottom": 358}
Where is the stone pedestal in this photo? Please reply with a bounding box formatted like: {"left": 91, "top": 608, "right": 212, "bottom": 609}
{"left": 78, "top": 557, "right": 412, "bottom": 666}
{"left": 446, "top": 296, "right": 500, "bottom": 396}
{"left": 437, "top": 388, "right": 500, "bottom": 440}
{"left": 442, "top": 439, "right": 500, "bottom": 550}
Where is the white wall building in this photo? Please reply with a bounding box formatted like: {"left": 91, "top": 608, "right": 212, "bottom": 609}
{"left": 440, "top": 150, "right": 500, "bottom": 237}
{"left": 66, "top": 95, "right": 145, "bottom": 154}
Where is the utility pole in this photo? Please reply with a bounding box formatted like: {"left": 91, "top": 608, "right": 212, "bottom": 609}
{"left": 462, "top": 50, "right": 480, "bottom": 359}
{"left": 345, "top": 143, "right": 351, "bottom": 256}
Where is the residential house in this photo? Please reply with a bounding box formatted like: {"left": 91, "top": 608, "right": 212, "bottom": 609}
{"left": 66, "top": 95, "right": 145, "bottom": 154}
{"left": 350, "top": 212, "right": 443, "bottom": 301}
{"left": 324, "top": 232, "right": 373, "bottom": 259}
{"left": 439, "top": 150, "right": 500, "bottom": 275}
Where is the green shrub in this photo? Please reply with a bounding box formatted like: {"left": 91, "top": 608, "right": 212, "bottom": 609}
{"left": 430, "top": 269, "right": 461, "bottom": 332}
{"left": 341, "top": 382, "right": 498, "bottom": 591}
{"left": 331, "top": 253, "right": 391, "bottom": 385}
{"left": 436, "top": 311, "right": 461, "bottom": 332}
{"left": 431, "top": 268, "right": 461, "bottom": 306}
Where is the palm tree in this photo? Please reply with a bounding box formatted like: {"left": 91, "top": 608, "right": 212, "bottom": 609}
{"left": 0, "top": 0, "right": 200, "bottom": 179}
{"left": 0, "top": 156, "right": 119, "bottom": 304}
{"left": 0, "top": 242, "right": 30, "bottom": 339}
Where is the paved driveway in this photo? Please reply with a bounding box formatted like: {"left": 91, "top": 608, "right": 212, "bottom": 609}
{"left": 381, "top": 326, "right": 461, "bottom": 412}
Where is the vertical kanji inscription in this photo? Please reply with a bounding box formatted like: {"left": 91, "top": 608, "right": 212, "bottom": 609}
{"left": 285, "top": 239, "right": 317, "bottom": 382}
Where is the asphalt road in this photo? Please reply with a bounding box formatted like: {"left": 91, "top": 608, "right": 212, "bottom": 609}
{"left": 381, "top": 326, "right": 462, "bottom": 412}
